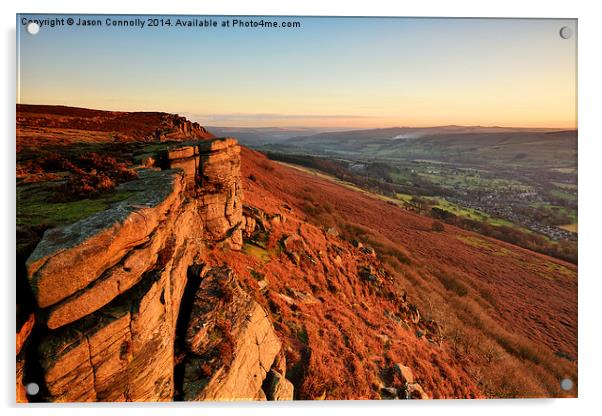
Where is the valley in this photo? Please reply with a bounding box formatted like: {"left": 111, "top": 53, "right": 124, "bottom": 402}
{"left": 253, "top": 127, "right": 577, "bottom": 263}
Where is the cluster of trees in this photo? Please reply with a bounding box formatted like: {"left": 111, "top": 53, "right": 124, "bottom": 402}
{"left": 513, "top": 205, "right": 573, "bottom": 226}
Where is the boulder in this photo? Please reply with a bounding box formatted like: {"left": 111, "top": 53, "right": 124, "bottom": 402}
{"left": 326, "top": 227, "right": 339, "bottom": 237}
{"left": 166, "top": 146, "right": 196, "bottom": 160}
{"left": 242, "top": 215, "right": 257, "bottom": 236}
{"left": 162, "top": 138, "right": 243, "bottom": 250}
{"left": 16, "top": 309, "right": 35, "bottom": 403}
{"left": 358, "top": 264, "right": 377, "bottom": 282}
{"left": 182, "top": 266, "right": 282, "bottom": 401}
{"left": 18, "top": 135, "right": 273, "bottom": 402}
{"left": 282, "top": 234, "right": 306, "bottom": 266}
{"left": 393, "top": 363, "right": 414, "bottom": 384}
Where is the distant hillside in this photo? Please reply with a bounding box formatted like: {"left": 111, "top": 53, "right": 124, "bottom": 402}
{"left": 207, "top": 126, "right": 349, "bottom": 146}
{"left": 280, "top": 126, "right": 577, "bottom": 169}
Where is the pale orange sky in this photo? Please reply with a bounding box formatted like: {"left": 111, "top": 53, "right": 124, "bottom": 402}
{"left": 18, "top": 16, "right": 577, "bottom": 129}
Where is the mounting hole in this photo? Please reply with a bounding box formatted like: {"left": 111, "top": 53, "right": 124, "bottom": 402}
{"left": 26, "top": 382, "right": 40, "bottom": 396}
{"left": 559, "top": 26, "right": 573, "bottom": 40}
{"left": 26, "top": 22, "right": 40, "bottom": 35}
{"left": 560, "top": 378, "right": 573, "bottom": 391}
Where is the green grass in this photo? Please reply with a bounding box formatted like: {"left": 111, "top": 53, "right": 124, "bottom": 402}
{"left": 397, "top": 192, "right": 523, "bottom": 230}
{"left": 529, "top": 202, "right": 577, "bottom": 223}
{"left": 389, "top": 172, "right": 413, "bottom": 185}
{"left": 416, "top": 169, "right": 532, "bottom": 193}
{"left": 456, "top": 235, "right": 513, "bottom": 257}
{"left": 16, "top": 182, "right": 135, "bottom": 227}
{"left": 395, "top": 193, "right": 414, "bottom": 202}
{"left": 534, "top": 262, "right": 574, "bottom": 281}
{"left": 544, "top": 261, "right": 574, "bottom": 278}
{"left": 431, "top": 197, "right": 517, "bottom": 228}
{"left": 550, "top": 189, "right": 576, "bottom": 202}
{"left": 412, "top": 159, "right": 448, "bottom": 164}
{"left": 432, "top": 198, "right": 487, "bottom": 221}
{"left": 456, "top": 235, "right": 494, "bottom": 249}
{"left": 242, "top": 243, "right": 272, "bottom": 263}
{"left": 513, "top": 254, "right": 575, "bottom": 281}
{"left": 551, "top": 181, "right": 577, "bottom": 190}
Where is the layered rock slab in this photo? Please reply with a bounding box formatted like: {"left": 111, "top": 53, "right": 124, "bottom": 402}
{"left": 26, "top": 169, "right": 185, "bottom": 311}
{"left": 37, "top": 251, "right": 194, "bottom": 402}
{"left": 31, "top": 176, "right": 207, "bottom": 401}
{"left": 164, "top": 138, "right": 243, "bottom": 249}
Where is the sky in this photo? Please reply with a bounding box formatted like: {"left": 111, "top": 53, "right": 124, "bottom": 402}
{"left": 17, "top": 15, "right": 577, "bottom": 129}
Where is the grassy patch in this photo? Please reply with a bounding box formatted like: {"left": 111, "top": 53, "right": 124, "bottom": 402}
{"left": 456, "top": 235, "right": 494, "bottom": 250}
{"left": 456, "top": 235, "right": 513, "bottom": 257}
{"left": 550, "top": 167, "right": 576, "bottom": 174}
{"left": 242, "top": 243, "right": 272, "bottom": 263}
{"left": 417, "top": 170, "right": 532, "bottom": 193}
{"left": 529, "top": 203, "right": 577, "bottom": 223}
{"left": 433, "top": 198, "right": 516, "bottom": 228}
{"left": 17, "top": 182, "right": 135, "bottom": 227}
{"left": 395, "top": 193, "right": 414, "bottom": 202}
{"left": 540, "top": 262, "right": 575, "bottom": 280}
{"left": 516, "top": 257, "right": 575, "bottom": 281}
{"left": 551, "top": 181, "right": 577, "bottom": 190}
{"left": 550, "top": 189, "right": 575, "bottom": 202}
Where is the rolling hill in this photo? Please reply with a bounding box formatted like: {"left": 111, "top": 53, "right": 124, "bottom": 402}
{"left": 279, "top": 126, "right": 577, "bottom": 169}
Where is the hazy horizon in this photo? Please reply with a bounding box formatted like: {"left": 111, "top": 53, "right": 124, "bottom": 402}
{"left": 16, "top": 102, "right": 577, "bottom": 131}
{"left": 18, "top": 15, "right": 577, "bottom": 129}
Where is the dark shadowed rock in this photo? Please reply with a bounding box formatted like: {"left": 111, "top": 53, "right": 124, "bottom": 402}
{"left": 264, "top": 369, "right": 294, "bottom": 401}
{"left": 380, "top": 387, "right": 398, "bottom": 400}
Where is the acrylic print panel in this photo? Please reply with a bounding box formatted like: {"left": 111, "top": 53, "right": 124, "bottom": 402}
{"left": 16, "top": 14, "right": 577, "bottom": 402}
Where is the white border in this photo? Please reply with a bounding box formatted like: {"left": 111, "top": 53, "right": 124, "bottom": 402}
{"left": 3, "top": 1, "right": 601, "bottom": 415}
